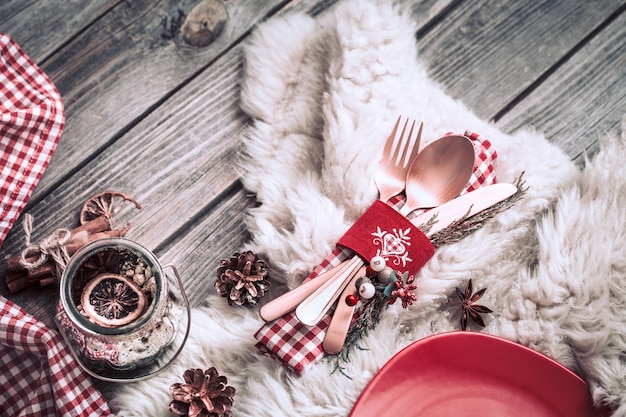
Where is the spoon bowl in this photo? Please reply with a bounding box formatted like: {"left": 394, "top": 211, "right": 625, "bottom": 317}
{"left": 399, "top": 135, "right": 475, "bottom": 215}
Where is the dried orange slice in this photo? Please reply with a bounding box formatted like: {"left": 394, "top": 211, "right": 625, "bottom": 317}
{"left": 81, "top": 273, "right": 147, "bottom": 327}
{"left": 80, "top": 191, "right": 141, "bottom": 225}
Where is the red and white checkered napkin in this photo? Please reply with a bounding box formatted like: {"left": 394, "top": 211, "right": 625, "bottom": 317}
{"left": 0, "top": 295, "right": 111, "bottom": 416}
{"left": 0, "top": 32, "right": 64, "bottom": 248}
{"left": 255, "top": 132, "right": 497, "bottom": 373}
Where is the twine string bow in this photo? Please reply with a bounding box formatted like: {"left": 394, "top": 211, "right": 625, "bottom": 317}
{"left": 19, "top": 214, "right": 73, "bottom": 277}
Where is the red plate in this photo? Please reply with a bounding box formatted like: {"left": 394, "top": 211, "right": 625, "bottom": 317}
{"left": 350, "top": 332, "right": 608, "bottom": 417}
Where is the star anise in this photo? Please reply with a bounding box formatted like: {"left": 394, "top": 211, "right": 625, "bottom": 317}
{"left": 169, "top": 368, "right": 235, "bottom": 417}
{"left": 455, "top": 279, "right": 493, "bottom": 330}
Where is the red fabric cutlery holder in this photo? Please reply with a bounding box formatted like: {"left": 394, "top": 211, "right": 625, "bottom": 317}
{"left": 337, "top": 200, "right": 435, "bottom": 275}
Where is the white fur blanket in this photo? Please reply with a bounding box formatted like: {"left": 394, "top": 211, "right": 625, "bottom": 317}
{"left": 108, "top": 1, "right": 626, "bottom": 415}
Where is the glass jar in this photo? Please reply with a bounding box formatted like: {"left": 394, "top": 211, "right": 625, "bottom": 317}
{"left": 56, "top": 237, "right": 190, "bottom": 382}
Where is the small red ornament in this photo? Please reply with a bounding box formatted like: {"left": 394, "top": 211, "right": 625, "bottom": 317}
{"left": 345, "top": 294, "right": 358, "bottom": 306}
{"left": 365, "top": 266, "right": 376, "bottom": 277}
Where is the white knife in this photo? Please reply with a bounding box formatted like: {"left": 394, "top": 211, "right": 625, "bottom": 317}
{"left": 411, "top": 182, "right": 518, "bottom": 234}
{"left": 322, "top": 182, "right": 518, "bottom": 354}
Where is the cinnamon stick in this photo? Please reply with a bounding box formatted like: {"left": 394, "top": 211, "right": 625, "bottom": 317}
{"left": 6, "top": 267, "right": 58, "bottom": 293}
{"left": 72, "top": 215, "right": 111, "bottom": 236}
{"left": 6, "top": 270, "right": 32, "bottom": 293}
{"left": 6, "top": 216, "right": 112, "bottom": 272}
{"left": 38, "top": 277, "right": 58, "bottom": 287}
{"left": 27, "top": 263, "right": 56, "bottom": 280}
{"left": 5, "top": 228, "right": 128, "bottom": 293}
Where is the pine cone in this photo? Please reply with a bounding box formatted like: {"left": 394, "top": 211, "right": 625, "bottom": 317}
{"left": 169, "top": 367, "right": 236, "bottom": 417}
{"left": 215, "top": 251, "right": 270, "bottom": 306}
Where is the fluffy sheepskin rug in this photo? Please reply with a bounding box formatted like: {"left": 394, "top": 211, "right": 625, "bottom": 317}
{"left": 107, "top": 1, "right": 626, "bottom": 415}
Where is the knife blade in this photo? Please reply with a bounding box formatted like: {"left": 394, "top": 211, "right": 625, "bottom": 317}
{"left": 410, "top": 182, "right": 518, "bottom": 233}
{"left": 322, "top": 182, "right": 518, "bottom": 354}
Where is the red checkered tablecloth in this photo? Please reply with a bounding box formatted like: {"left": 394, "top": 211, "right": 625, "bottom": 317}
{"left": 0, "top": 295, "right": 111, "bottom": 416}
{"left": 255, "top": 132, "right": 497, "bottom": 372}
{"left": 1, "top": 33, "right": 111, "bottom": 416}
{"left": 1, "top": 32, "right": 64, "bottom": 247}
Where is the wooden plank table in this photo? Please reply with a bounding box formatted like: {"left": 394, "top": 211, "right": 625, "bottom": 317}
{"left": 1, "top": 0, "right": 625, "bottom": 401}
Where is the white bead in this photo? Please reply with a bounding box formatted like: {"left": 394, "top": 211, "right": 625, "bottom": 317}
{"left": 359, "top": 282, "right": 376, "bottom": 299}
{"left": 370, "top": 256, "right": 386, "bottom": 272}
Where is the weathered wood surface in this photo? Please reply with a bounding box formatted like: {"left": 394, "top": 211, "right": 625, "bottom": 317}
{"left": 17, "top": 0, "right": 292, "bottom": 201}
{"left": 418, "top": 0, "right": 626, "bottom": 163}
{"left": 498, "top": 6, "right": 626, "bottom": 164}
{"left": 1, "top": 0, "right": 624, "bottom": 367}
{"left": 0, "top": 0, "right": 121, "bottom": 63}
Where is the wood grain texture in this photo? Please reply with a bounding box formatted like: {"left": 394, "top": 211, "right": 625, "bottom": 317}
{"left": 28, "top": 0, "right": 287, "bottom": 201}
{"left": 417, "top": 0, "right": 625, "bottom": 121}
{"left": 157, "top": 188, "right": 257, "bottom": 308}
{"left": 1, "top": 0, "right": 460, "bottom": 320}
{"left": 0, "top": 0, "right": 120, "bottom": 63}
{"left": 497, "top": 8, "right": 626, "bottom": 163}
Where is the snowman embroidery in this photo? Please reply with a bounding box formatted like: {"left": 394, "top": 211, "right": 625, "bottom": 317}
{"left": 371, "top": 226, "right": 412, "bottom": 268}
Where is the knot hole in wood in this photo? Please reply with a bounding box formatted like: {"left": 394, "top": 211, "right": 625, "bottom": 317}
{"left": 180, "top": 0, "right": 227, "bottom": 48}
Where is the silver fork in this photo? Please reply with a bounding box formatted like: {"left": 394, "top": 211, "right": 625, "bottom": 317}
{"left": 296, "top": 116, "right": 423, "bottom": 326}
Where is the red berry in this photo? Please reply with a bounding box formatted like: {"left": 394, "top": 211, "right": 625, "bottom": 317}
{"left": 345, "top": 294, "right": 358, "bottom": 306}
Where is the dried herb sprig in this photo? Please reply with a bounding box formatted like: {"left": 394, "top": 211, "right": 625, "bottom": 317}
{"left": 329, "top": 291, "right": 388, "bottom": 378}
{"left": 428, "top": 173, "right": 527, "bottom": 248}
{"left": 329, "top": 271, "right": 419, "bottom": 377}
